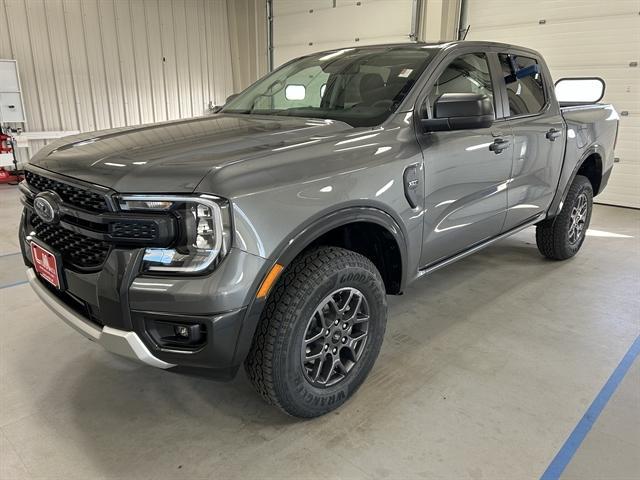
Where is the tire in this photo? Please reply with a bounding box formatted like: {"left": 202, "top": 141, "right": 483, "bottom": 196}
{"left": 244, "top": 246, "right": 387, "bottom": 418}
{"left": 536, "top": 175, "right": 593, "bottom": 260}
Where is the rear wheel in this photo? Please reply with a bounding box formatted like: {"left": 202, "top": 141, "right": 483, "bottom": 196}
{"left": 244, "top": 246, "right": 387, "bottom": 418}
{"left": 536, "top": 175, "right": 593, "bottom": 260}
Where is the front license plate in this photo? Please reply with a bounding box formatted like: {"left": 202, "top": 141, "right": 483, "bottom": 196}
{"left": 31, "top": 242, "right": 61, "bottom": 289}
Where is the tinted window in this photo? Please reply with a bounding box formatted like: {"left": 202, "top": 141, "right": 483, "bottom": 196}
{"left": 223, "top": 47, "right": 437, "bottom": 127}
{"left": 499, "top": 54, "right": 545, "bottom": 116}
{"left": 427, "top": 53, "right": 495, "bottom": 118}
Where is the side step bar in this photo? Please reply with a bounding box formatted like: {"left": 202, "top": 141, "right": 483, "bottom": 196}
{"left": 417, "top": 213, "right": 545, "bottom": 278}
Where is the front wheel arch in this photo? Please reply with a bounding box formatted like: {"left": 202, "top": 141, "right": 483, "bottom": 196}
{"left": 272, "top": 206, "right": 408, "bottom": 294}
{"left": 232, "top": 206, "right": 407, "bottom": 368}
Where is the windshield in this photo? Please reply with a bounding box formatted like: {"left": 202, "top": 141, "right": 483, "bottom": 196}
{"left": 222, "top": 46, "right": 437, "bottom": 127}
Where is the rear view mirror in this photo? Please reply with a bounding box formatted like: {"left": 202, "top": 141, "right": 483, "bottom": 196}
{"left": 285, "top": 84, "right": 306, "bottom": 100}
{"left": 421, "top": 93, "right": 494, "bottom": 132}
{"left": 555, "top": 77, "right": 605, "bottom": 105}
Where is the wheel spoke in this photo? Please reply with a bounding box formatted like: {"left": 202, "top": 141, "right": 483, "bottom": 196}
{"left": 306, "top": 349, "right": 324, "bottom": 361}
{"left": 327, "top": 298, "right": 340, "bottom": 322}
{"left": 344, "top": 295, "right": 363, "bottom": 321}
{"left": 350, "top": 331, "right": 368, "bottom": 342}
{"left": 340, "top": 290, "right": 355, "bottom": 313}
{"left": 352, "top": 313, "right": 369, "bottom": 324}
{"left": 316, "top": 308, "right": 330, "bottom": 329}
{"left": 301, "top": 287, "right": 371, "bottom": 388}
{"left": 344, "top": 343, "right": 358, "bottom": 361}
{"left": 333, "top": 357, "right": 348, "bottom": 376}
{"left": 305, "top": 329, "right": 324, "bottom": 344}
{"left": 345, "top": 332, "right": 368, "bottom": 361}
{"left": 312, "top": 356, "right": 326, "bottom": 382}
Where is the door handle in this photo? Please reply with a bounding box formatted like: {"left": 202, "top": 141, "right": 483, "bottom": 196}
{"left": 489, "top": 138, "right": 510, "bottom": 154}
{"left": 546, "top": 128, "right": 562, "bottom": 141}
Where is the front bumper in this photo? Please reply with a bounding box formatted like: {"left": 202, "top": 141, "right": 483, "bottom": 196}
{"left": 22, "top": 222, "right": 267, "bottom": 375}
{"left": 28, "top": 269, "right": 175, "bottom": 369}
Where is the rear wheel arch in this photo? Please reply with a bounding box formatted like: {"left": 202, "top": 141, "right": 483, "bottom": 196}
{"left": 576, "top": 152, "right": 603, "bottom": 195}
{"left": 548, "top": 147, "right": 605, "bottom": 218}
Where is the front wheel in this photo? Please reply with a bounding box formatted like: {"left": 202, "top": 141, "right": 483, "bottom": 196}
{"left": 536, "top": 174, "right": 593, "bottom": 260}
{"left": 244, "top": 246, "right": 387, "bottom": 418}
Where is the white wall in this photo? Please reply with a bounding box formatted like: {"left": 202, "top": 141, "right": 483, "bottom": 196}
{"left": 271, "top": 0, "right": 460, "bottom": 67}
{"left": 418, "top": 0, "right": 460, "bottom": 43}
{"left": 0, "top": 0, "right": 266, "bottom": 164}
{"left": 272, "top": 0, "right": 416, "bottom": 67}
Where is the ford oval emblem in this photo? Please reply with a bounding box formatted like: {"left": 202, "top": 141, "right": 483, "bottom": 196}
{"left": 33, "top": 191, "right": 62, "bottom": 224}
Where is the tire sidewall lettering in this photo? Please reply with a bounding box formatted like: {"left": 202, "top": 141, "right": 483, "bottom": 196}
{"left": 284, "top": 265, "right": 385, "bottom": 413}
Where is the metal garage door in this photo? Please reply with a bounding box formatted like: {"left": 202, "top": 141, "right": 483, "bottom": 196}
{"left": 465, "top": 0, "right": 640, "bottom": 208}
{"left": 273, "top": 0, "right": 416, "bottom": 67}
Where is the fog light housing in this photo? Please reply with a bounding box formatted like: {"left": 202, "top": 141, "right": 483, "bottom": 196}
{"left": 145, "top": 319, "right": 207, "bottom": 350}
{"left": 175, "top": 325, "right": 190, "bottom": 338}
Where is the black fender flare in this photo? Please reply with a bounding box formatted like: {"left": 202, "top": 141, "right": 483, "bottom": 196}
{"left": 547, "top": 145, "right": 605, "bottom": 218}
{"left": 231, "top": 203, "right": 409, "bottom": 366}
{"left": 272, "top": 203, "right": 408, "bottom": 277}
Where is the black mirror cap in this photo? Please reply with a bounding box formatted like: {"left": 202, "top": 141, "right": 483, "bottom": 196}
{"left": 421, "top": 93, "right": 494, "bottom": 132}
{"left": 434, "top": 93, "right": 494, "bottom": 118}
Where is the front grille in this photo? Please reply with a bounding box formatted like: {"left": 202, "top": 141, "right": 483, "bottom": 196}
{"left": 111, "top": 221, "right": 158, "bottom": 240}
{"left": 25, "top": 171, "right": 110, "bottom": 213}
{"left": 31, "top": 215, "right": 111, "bottom": 270}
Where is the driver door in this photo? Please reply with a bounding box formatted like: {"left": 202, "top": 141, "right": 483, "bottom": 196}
{"left": 417, "top": 51, "right": 514, "bottom": 267}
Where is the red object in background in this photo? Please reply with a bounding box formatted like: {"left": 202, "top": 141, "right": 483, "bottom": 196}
{"left": 0, "top": 132, "right": 12, "bottom": 153}
{"left": 0, "top": 167, "right": 23, "bottom": 184}
{"left": 0, "top": 132, "right": 23, "bottom": 183}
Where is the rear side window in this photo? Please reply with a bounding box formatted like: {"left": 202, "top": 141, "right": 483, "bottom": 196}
{"left": 499, "top": 54, "right": 546, "bottom": 116}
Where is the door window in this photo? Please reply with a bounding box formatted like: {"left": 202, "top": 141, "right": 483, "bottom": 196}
{"left": 499, "top": 54, "right": 546, "bottom": 116}
{"left": 426, "top": 53, "right": 495, "bottom": 118}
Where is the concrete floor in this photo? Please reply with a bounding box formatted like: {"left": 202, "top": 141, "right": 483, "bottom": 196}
{"left": 0, "top": 184, "right": 638, "bottom": 480}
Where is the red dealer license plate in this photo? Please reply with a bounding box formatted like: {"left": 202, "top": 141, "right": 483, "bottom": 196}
{"left": 31, "top": 242, "right": 61, "bottom": 289}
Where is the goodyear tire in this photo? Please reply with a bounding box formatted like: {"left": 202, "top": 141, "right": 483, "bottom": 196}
{"left": 245, "top": 246, "right": 387, "bottom": 418}
{"left": 536, "top": 175, "right": 593, "bottom": 260}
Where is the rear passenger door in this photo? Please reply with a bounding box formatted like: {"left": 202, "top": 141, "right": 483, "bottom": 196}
{"left": 497, "top": 52, "right": 565, "bottom": 230}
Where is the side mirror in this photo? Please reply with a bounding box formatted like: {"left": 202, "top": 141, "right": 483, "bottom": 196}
{"left": 226, "top": 93, "right": 239, "bottom": 104}
{"left": 555, "top": 77, "right": 605, "bottom": 105}
{"left": 421, "top": 93, "right": 494, "bottom": 132}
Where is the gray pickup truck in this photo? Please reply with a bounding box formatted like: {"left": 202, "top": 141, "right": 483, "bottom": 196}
{"left": 19, "top": 41, "right": 618, "bottom": 417}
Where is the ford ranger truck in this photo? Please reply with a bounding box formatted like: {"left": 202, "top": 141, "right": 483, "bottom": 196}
{"left": 19, "top": 41, "right": 618, "bottom": 417}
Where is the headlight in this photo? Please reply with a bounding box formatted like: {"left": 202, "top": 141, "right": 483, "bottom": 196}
{"left": 118, "top": 194, "right": 231, "bottom": 274}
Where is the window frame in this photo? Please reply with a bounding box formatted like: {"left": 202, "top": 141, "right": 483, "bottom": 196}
{"left": 497, "top": 51, "right": 550, "bottom": 120}
{"left": 426, "top": 52, "right": 498, "bottom": 119}
{"left": 413, "top": 47, "right": 507, "bottom": 123}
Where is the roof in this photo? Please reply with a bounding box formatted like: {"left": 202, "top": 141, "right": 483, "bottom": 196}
{"left": 311, "top": 40, "right": 539, "bottom": 57}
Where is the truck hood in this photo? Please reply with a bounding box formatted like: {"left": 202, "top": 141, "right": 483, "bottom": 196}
{"left": 29, "top": 114, "right": 353, "bottom": 193}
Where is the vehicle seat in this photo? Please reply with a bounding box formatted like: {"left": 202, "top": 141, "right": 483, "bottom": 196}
{"left": 359, "top": 73, "right": 386, "bottom": 105}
